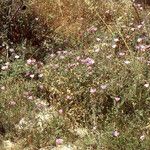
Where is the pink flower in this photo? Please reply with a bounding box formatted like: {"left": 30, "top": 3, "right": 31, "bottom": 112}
{"left": 76, "top": 56, "right": 80, "bottom": 61}
{"left": 112, "top": 130, "right": 120, "bottom": 137}
{"left": 114, "top": 97, "right": 120, "bottom": 102}
{"left": 28, "top": 96, "right": 33, "bottom": 100}
{"left": 58, "top": 109, "right": 63, "bottom": 114}
{"left": 56, "top": 138, "right": 63, "bottom": 145}
{"left": 26, "top": 59, "right": 36, "bottom": 65}
{"left": 27, "top": 59, "right": 32, "bottom": 65}
{"left": 84, "top": 58, "right": 95, "bottom": 66}
{"left": 90, "top": 88, "right": 96, "bottom": 94}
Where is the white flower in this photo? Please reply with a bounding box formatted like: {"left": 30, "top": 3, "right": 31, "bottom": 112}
{"left": 9, "top": 48, "right": 14, "bottom": 52}
{"left": 1, "top": 86, "right": 5, "bottom": 90}
{"left": 96, "top": 38, "right": 101, "bottom": 41}
{"left": 119, "top": 52, "right": 125, "bottom": 56}
{"left": 115, "top": 97, "right": 120, "bottom": 102}
{"left": 137, "top": 25, "right": 142, "bottom": 29}
{"left": 29, "top": 74, "right": 35, "bottom": 78}
{"left": 5, "top": 62, "right": 10, "bottom": 66}
{"left": 131, "top": 28, "right": 135, "bottom": 31}
{"left": 144, "top": 83, "right": 149, "bottom": 88}
{"left": 94, "top": 48, "right": 100, "bottom": 52}
{"left": 1, "top": 65, "right": 9, "bottom": 70}
{"left": 15, "top": 55, "right": 20, "bottom": 59}
{"left": 38, "top": 74, "right": 43, "bottom": 78}
{"left": 28, "top": 96, "right": 33, "bottom": 100}
{"left": 114, "top": 38, "right": 119, "bottom": 42}
{"left": 140, "top": 135, "right": 145, "bottom": 141}
{"left": 137, "top": 38, "right": 142, "bottom": 43}
{"left": 124, "top": 60, "right": 130, "bottom": 64}
{"left": 100, "top": 84, "right": 108, "bottom": 90}
{"left": 112, "top": 44, "right": 117, "bottom": 49}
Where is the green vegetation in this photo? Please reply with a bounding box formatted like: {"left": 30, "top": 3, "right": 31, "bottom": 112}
{"left": 0, "top": 0, "right": 150, "bottom": 149}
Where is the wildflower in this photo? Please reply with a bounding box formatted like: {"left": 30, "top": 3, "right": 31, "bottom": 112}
{"left": 94, "top": 48, "right": 100, "bottom": 52}
{"left": 137, "top": 24, "right": 142, "bottom": 29}
{"left": 1, "top": 86, "right": 5, "bottom": 90}
{"left": 140, "top": 135, "right": 145, "bottom": 141}
{"left": 112, "top": 44, "right": 117, "bottom": 49}
{"left": 38, "top": 73, "right": 43, "bottom": 78}
{"left": 5, "top": 62, "right": 10, "bottom": 66}
{"left": 26, "top": 59, "right": 32, "bottom": 65}
{"left": 144, "top": 83, "right": 149, "bottom": 88}
{"left": 124, "top": 60, "right": 130, "bottom": 64}
{"left": 1, "top": 65, "right": 9, "bottom": 70}
{"left": 9, "top": 48, "right": 14, "bottom": 52}
{"left": 100, "top": 84, "right": 108, "bottom": 90}
{"left": 76, "top": 56, "right": 80, "bottom": 61}
{"left": 39, "top": 85, "right": 44, "bottom": 89}
{"left": 131, "top": 28, "right": 135, "bottom": 31}
{"left": 35, "top": 17, "right": 39, "bottom": 21}
{"left": 90, "top": 88, "right": 96, "bottom": 94}
{"left": 112, "top": 130, "right": 120, "bottom": 137}
{"left": 66, "top": 95, "right": 72, "bottom": 99}
{"left": 115, "top": 97, "right": 120, "bottom": 102}
{"left": 58, "top": 109, "right": 63, "bottom": 114}
{"left": 93, "top": 126, "right": 97, "bottom": 130}
{"left": 84, "top": 58, "right": 95, "bottom": 66}
{"left": 56, "top": 138, "right": 63, "bottom": 145}
{"left": 29, "top": 74, "right": 35, "bottom": 79}
{"left": 15, "top": 55, "right": 20, "bottom": 59}
{"left": 6, "top": 45, "right": 9, "bottom": 50}
{"left": 26, "top": 59, "right": 36, "bottom": 65}
{"left": 119, "top": 52, "right": 125, "bottom": 56}
{"left": 50, "top": 54, "right": 55, "bottom": 58}
{"left": 137, "top": 38, "right": 142, "bottom": 43}
{"left": 96, "top": 38, "right": 101, "bottom": 42}
{"left": 28, "top": 96, "right": 33, "bottom": 100}
{"left": 114, "top": 38, "right": 119, "bottom": 42}
{"left": 140, "top": 45, "right": 146, "bottom": 51}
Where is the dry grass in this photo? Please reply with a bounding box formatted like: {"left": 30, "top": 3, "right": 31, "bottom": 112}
{"left": 29, "top": 0, "right": 136, "bottom": 39}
